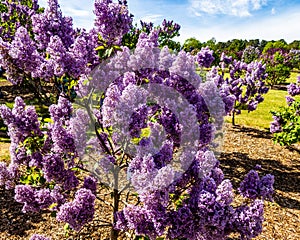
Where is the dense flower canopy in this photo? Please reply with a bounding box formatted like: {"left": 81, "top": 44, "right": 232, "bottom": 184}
{"left": 0, "top": 0, "right": 275, "bottom": 239}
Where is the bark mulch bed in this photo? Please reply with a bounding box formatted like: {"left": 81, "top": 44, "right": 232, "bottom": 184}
{"left": 0, "top": 124, "right": 299, "bottom": 239}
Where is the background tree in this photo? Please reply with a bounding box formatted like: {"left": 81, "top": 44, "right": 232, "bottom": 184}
{"left": 122, "top": 19, "right": 181, "bottom": 52}
{"left": 242, "top": 45, "right": 261, "bottom": 64}
{"left": 260, "top": 48, "right": 293, "bottom": 86}
{"left": 262, "top": 40, "right": 288, "bottom": 54}
{"left": 209, "top": 53, "right": 269, "bottom": 125}
{"left": 288, "top": 40, "right": 300, "bottom": 50}
{"left": 182, "top": 37, "right": 202, "bottom": 54}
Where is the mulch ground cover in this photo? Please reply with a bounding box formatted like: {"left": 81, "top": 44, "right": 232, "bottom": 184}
{"left": 0, "top": 124, "right": 299, "bottom": 240}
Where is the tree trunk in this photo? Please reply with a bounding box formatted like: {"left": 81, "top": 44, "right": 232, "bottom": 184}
{"left": 232, "top": 111, "right": 236, "bottom": 126}
{"left": 110, "top": 168, "right": 120, "bottom": 240}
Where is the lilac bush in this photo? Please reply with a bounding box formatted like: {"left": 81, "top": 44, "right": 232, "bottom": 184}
{"left": 288, "top": 49, "right": 300, "bottom": 70}
{"left": 270, "top": 75, "right": 300, "bottom": 145}
{"left": 260, "top": 48, "right": 293, "bottom": 86}
{"left": 196, "top": 46, "right": 215, "bottom": 69}
{"left": 77, "top": 32, "right": 273, "bottom": 239}
{"left": 0, "top": 0, "right": 132, "bottom": 103}
{"left": 208, "top": 52, "right": 269, "bottom": 125}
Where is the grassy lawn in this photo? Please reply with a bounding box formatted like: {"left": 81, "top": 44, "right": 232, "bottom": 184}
{"left": 223, "top": 71, "right": 300, "bottom": 130}
{"left": 286, "top": 70, "right": 299, "bottom": 83}
{"left": 225, "top": 89, "right": 288, "bottom": 130}
{"left": 225, "top": 72, "right": 300, "bottom": 130}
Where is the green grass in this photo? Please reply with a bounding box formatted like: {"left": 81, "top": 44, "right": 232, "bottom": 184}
{"left": 287, "top": 71, "right": 299, "bottom": 83}
{"left": 225, "top": 89, "right": 288, "bottom": 130}
{"left": 225, "top": 90, "right": 300, "bottom": 129}
{"left": 225, "top": 72, "right": 300, "bottom": 130}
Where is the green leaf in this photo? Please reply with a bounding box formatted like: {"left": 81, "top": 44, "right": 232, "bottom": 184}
{"left": 64, "top": 223, "right": 70, "bottom": 231}
{"left": 95, "top": 45, "right": 105, "bottom": 51}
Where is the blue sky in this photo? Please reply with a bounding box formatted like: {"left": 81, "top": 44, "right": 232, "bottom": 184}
{"left": 39, "top": 0, "right": 300, "bottom": 43}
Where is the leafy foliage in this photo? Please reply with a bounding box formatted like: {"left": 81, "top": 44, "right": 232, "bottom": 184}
{"left": 0, "top": 0, "right": 43, "bottom": 42}
{"left": 271, "top": 100, "right": 300, "bottom": 145}
{"left": 261, "top": 49, "right": 292, "bottom": 86}
{"left": 271, "top": 75, "right": 300, "bottom": 145}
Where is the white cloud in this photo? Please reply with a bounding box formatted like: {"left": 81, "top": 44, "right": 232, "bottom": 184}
{"left": 271, "top": 7, "right": 276, "bottom": 15}
{"left": 251, "top": 0, "right": 267, "bottom": 10}
{"left": 38, "top": 0, "right": 94, "bottom": 30}
{"left": 63, "top": 8, "right": 90, "bottom": 17}
{"left": 176, "top": 8, "right": 300, "bottom": 43}
{"left": 38, "top": 0, "right": 47, "bottom": 7}
{"left": 139, "top": 14, "right": 163, "bottom": 24}
{"left": 189, "top": 0, "right": 268, "bottom": 17}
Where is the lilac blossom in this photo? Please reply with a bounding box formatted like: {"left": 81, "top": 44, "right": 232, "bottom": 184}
{"left": 56, "top": 188, "right": 96, "bottom": 231}
{"left": 239, "top": 170, "right": 274, "bottom": 200}
{"left": 94, "top": 0, "right": 133, "bottom": 45}
{"left": 196, "top": 46, "right": 215, "bottom": 68}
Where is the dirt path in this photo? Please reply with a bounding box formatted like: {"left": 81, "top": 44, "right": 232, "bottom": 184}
{"left": 0, "top": 124, "right": 299, "bottom": 239}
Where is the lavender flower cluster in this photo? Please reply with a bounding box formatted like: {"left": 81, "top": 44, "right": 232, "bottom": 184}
{"left": 94, "top": 0, "right": 133, "bottom": 45}
{"left": 287, "top": 75, "right": 300, "bottom": 98}
{"left": 56, "top": 188, "right": 96, "bottom": 231}
{"left": 196, "top": 46, "right": 215, "bottom": 68}
{"left": 0, "top": 96, "right": 96, "bottom": 230}
{"left": 0, "top": 0, "right": 94, "bottom": 85}
{"left": 160, "top": 19, "right": 181, "bottom": 38}
{"left": 0, "top": 0, "right": 132, "bottom": 94}
{"left": 239, "top": 170, "right": 274, "bottom": 200}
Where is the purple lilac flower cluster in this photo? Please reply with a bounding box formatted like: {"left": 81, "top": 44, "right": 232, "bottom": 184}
{"left": 116, "top": 166, "right": 268, "bottom": 239}
{"left": 0, "top": 97, "right": 42, "bottom": 165}
{"left": 0, "top": 162, "right": 18, "bottom": 190}
{"left": 270, "top": 115, "right": 283, "bottom": 134}
{"left": 14, "top": 185, "right": 64, "bottom": 213}
{"left": 56, "top": 188, "right": 96, "bottom": 231}
{"left": 196, "top": 46, "right": 215, "bottom": 68}
{"left": 160, "top": 19, "right": 180, "bottom": 37}
{"left": 0, "top": 95, "right": 97, "bottom": 230}
{"left": 0, "top": 0, "right": 40, "bottom": 42}
{"left": 94, "top": 0, "right": 133, "bottom": 45}
{"left": 0, "top": 0, "right": 130, "bottom": 88}
{"left": 287, "top": 75, "right": 300, "bottom": 98}
{"left": 31, "top": 0, "right": 75, "bottom": 50}
{"left": 239, "top": 170, "right": 274, "bottom": 200}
